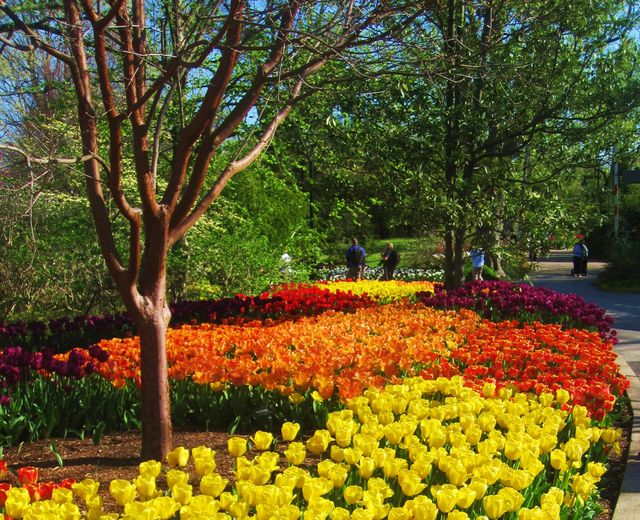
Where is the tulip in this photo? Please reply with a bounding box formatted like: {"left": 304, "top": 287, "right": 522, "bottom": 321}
{"left": 228, "top": 436, "right": 248, "bottom": 457}
{"left": 408, "top": 496, "right": 438, "bottom": 520}
{"left": 17, "top": 466, "right": 39, "bottom": 485}
{"left": 281, "top": 422, "right": 301, "bottom": 441}
{"left": 358, "top": 456, "right": 377, "bottom": 479}
{"left": 432, "top": 484, "right": 458, "bottom": 513}
{"left": 284, "top": 442, "right": 307, "bottom": 466}
{"left": 171, "top": 482, "right": 193, "bottom": 505}
{"left": 397, "top": 469, "right": 426, "bottom": 497}
{"left": 306, "top": 430, "right": 333, "bottom": 455}
{"left": 195, "top": 456, "right": 217, "bottom": 477}
{"left": 482, "top": 494, "right": 508, "bottom": 519}
{"left": 252, "top": 430, "right": 274, "bottom": 451}
{"left": 138, "top": 460, "right": 162, "bottom": 478}
{"left": 4, "top": 487, "right": 31, "bottom": 519}
{"left": 109, "top": 479, "right": 137, "bottom": 506}
{"left": 330, "top": 507, "right": 352, "bottom": 520}
{"left": 200, "top": 473, "right": 229, "bottom": 497}
{"left": 166, "top": 469, "right": 189, "bottom": 490}
{"left": 134, "top": 474, "right": 157, "bottom": 499}
{"left": 166, "top": 446, "right": 190, "bottom": 467}
{"left": 71, "top": 478, "right": 100, "bottom": 500}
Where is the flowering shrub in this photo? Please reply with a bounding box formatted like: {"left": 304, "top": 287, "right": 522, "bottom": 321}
{"left": 418, "top": 280, "right": 615, "bottom": 341}
{"left": 0, "top": 378, "right": 622, "bottom": 519}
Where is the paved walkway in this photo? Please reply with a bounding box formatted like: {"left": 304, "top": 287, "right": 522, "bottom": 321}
{"left": 530, "top": 251, "right": 640, "bottom": 520}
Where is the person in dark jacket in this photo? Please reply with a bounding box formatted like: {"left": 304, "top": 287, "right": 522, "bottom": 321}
{"left": 380, "top": 242, "right": 399, "bottom": 280}
{"left": 345, "top": 238, "right": 366, "bottom": 280}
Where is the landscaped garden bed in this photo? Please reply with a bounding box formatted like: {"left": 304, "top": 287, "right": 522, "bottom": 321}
{"left": 0, "top": 280, "right": 630, "bottom": 519}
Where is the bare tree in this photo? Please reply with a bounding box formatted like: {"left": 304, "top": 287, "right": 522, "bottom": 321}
{"left": 0, "top": 0, "right": 422, "bottom": 459}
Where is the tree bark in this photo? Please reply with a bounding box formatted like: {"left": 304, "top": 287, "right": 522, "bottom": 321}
{"left": 138, "top": 303, "right": 172, "bottom": 460}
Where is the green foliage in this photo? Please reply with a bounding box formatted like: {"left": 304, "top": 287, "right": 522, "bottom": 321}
{"left": 596, "top": 238, "right": 640, "bottom": 292}
{"left": 167, "top": 162, "right": 323, "bottom": 301}
{"left": 0, "top": 376, "right": 141, "bottom": 447}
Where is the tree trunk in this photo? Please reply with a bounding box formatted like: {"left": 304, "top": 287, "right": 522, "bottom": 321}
{"left": 444, "top": 226, "right": 466, "bottom": 289}
{"left": 137, "top": 300, "right": 172, "bottom": 460}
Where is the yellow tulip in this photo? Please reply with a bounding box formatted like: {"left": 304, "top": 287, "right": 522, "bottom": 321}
{"left": 408, "top": 495, "right": 438, "bottom": 520}
{"left": 358, "top": 456, "right": 377, "bottom": 478}
{"left": 482, "top": 494, "right": 508, "bottom": 519}
{"left": 572, "top": 474, "right": 596, "bottom": 500}
{"left": 411, "top": 452, "right": 433, "bottom": 479}
{"left": 447, "top": 511, "right": 469, "bottom": 520}
{"left": 166, "top": 446, "right": 190, "bottom": 467}
{"left": 4, "top": 488, "right": 31, "bottom": 519}
{"left": 109, "top": 479, "right": 137, "bottom": 506}
{"left": 397, "top": 468, "right": 426, "bottom": 497}
{"left": 284, "top": 442, "right": 307, "bottom": 466}
{"left": 150, "top": 496, "right": 181, "bottom": 519}
{"left": 330, "top": 507, "right": 352, "bottom": 520}
{"left": 388, "top": 506, "right": 412, "bottom": 520}
{"left": 601, "top": 427, "right": 621, "bottom": 444}
{"left": 252, "top": 430, "right": 274, "bottom": 451}
{"left": 200, "top": 473, "right": 229, "bottom": 497}
{"left": 181, "top": 494, "right": 217, "bottom": 516}
{"left": 72, "top": 478, "right": 100, "bottom": 500}
{"left": 134, "top": 474, "right": 157, "bottom": 499}
{"left": 166, "top": 469, "right": 189, "bottom": 489}
{"left": 432, "top": 484, "right": 458, "bottom": 513}
{"left": 587, "top": 461, "right": 607, "bottom": 479}
{"left": 518, "top": 506, "right": 547, "bottom": 520}
{"left": 195, "top": 456, "right": 217, "bottom": 476}
{"left": 171, "top": 482, "right": 192, "bottom": 505}
{"left": 455, "top": 486, "right": 477, "bottom": 509}
{"left": 344, "top": 447, "right": 364, "bottom": 465}
{"left": 52, "top": 486, "right": 74, "bottom": 504}
{"left": 468, "top": 478, "right": 488, "bottom": 500}
{"left": 302, "top": 477, "right": 333, "bottom": 502}
{"left": 331, "top": 445, "right": 345, "bottom": 462}
{"left": 555, "top": 388, "right": 570, "bottom": 404}
{"left": 344, "top": 484, "right": 365, "bottom": 504}
{"left": 138, "top": 459, "right": 162, "bottom": 478}
{"left": 306, "top": 430, "right": 333, "bottom": 455}
{"left": 280, "top": 421, "right": 300, "bottom": 442}
{"left": 227, "top": 436, "right": 248, "bottom": 457}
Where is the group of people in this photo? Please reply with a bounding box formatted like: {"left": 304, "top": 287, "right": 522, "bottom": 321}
{"left": 346, "top": 238, "right": 487, "bottom": 282}
{"left": 345, "top": 238, "right": 399, "bottom": 281}
{"left": 572, "top": 238, "right": 589, "bottom": 277}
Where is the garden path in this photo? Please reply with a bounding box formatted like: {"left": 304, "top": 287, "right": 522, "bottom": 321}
{"left": 531, "top": 250, "right": 640, "bottom": 520}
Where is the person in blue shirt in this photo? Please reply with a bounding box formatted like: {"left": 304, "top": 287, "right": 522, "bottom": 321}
{"left": 470, "top": 246, "right": 485, "bottom": 281}
{"left": 345, "top": 238, "right": 366, "bottom": 280}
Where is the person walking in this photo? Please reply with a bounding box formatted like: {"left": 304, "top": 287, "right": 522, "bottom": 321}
{"left": 580, "top": 239, "right": 589, "bottom": 277}
{"left": 380, "top": 242, "right": 399, "bottom": 281}
{"left": 470, "top": 246, "right": 485, "bottom": 281}
{"left": 345, "top": 238, "right": 366, "bottom": 280}
{"left": 572, "top": 238, "right": 587, "bottom": 277}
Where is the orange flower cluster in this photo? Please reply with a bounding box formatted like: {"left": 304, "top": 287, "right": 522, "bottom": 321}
{"left": 95, "top": 305, "right": 480, "bottom": 400}
{"left": 425, "top": 320, "right": 628, "bottom": 420}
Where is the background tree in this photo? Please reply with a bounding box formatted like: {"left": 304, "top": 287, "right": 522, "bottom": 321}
{"left": 0, "top": 0, "right": 421, "bottom": 459}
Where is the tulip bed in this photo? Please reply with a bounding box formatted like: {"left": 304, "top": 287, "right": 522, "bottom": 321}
{"left": 0, "top": 280, "right": 630, "bottom": 519}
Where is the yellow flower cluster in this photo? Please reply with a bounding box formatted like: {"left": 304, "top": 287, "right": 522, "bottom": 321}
{"left": 316, "top": 281, "right": 435, "bottom": 303}
{"left": 6, "top": 378, "right": 620, "bottom": 519}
